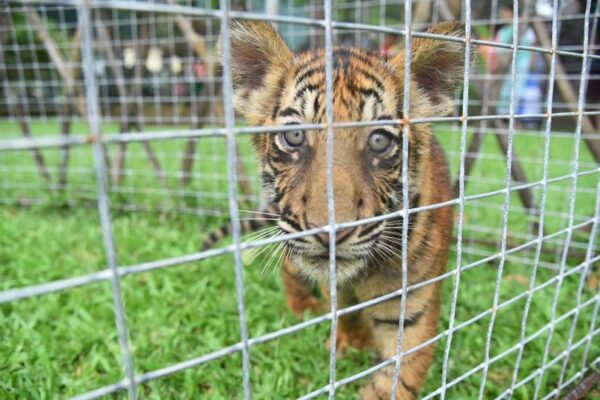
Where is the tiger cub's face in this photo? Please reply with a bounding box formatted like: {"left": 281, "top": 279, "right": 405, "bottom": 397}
{"left": 224, "top": 21, "right": 468, "bottom": 282}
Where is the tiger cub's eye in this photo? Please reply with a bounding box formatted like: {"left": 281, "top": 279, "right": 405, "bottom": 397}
{"left": 368, "top": 130, "right": 393, "bottom": 153}
{"left": 281, "top": 130, "right": 305, "bottom": 147}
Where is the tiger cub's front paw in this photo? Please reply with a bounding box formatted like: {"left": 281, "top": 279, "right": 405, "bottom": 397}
{"left": 327, "top": 325, "right": 373, "bottom": 357}
{"left": 286, "top": 294, "right": 320, "bottom": 318}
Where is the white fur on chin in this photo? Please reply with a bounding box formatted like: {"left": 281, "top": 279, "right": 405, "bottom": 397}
{"left": 291, "top": 254, "right": 368, "bottom": 285}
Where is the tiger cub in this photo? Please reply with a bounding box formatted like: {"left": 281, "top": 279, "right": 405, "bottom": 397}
{"left": 221, "top": 21, "right": 469, "bottom": 399}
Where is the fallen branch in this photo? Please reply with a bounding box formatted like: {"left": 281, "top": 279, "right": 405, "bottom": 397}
{"left": 561, "top": 370, "right": 600, "bottom": 400}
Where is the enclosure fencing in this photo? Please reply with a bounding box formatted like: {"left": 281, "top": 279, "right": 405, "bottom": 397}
{"left": 1, "top": 0, "right": 599, "bottom": 399}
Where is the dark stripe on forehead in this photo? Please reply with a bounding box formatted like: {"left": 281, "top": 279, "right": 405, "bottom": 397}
{"left": 293, "top": 53, "right": 322, "bottom": 80}
{"left": 333, "top": 71, "right": 342, "bottom": 89}
{"left": 280, "top": 107, "right": 301, "bottom": 117}
{"left": 312, "top": 93, "right": 321, "bottom": 118}
{"left": 293, "top": 83, "right": 320, "bottom": 102}
{"left": 271, "top": 71, "right": 288, "bottom": 119}
{"left": 341, "top": 96, "right": 354, "bottom": 112}
{"left": 295, "top": 66, "right": 321, "bottom": 87}
{"left": 358, "top": 88, "right": 383, "bottom": 104}
{"left": 395, "top": 101, "right": 405, "bottom": 121}
{"left": 358, "top": 98, "right": 366, "bottom": 120}
{"left": 353, "top": 67, "right": 386, "bottom": 93}
{"left": 334, "top": 47, "right": 375, "bottom": 66}
{"left": 348, "top": 83, "right": 383, "bottom": 105}
{"left": 296, "top": 52, "right": 321, "bottom": 69}
{"left": 333, "top": 48, "right": 352, "bottom": 69}
{"left": 296, "top": 48, "right": 380, "bottom": 79}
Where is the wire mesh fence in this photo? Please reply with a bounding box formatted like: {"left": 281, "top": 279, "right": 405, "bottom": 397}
{"left": 1, "top": 0, "right": 599, "bottom": 399}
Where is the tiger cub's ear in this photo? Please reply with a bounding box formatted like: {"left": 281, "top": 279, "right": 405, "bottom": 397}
{"left": 219, "top": 20, "right": 293, "bottom": 118}
{"left": 391, "top": 21, "right": 475, "bottom": 117}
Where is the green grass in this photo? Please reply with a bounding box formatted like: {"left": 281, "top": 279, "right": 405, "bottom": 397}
{"left": 1, "top": 120, "right": 599, "bottom": 399}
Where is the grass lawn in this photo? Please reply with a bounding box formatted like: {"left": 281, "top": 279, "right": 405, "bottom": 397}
{"left": 1, "top": 120, "right": 599, "bottom": 399}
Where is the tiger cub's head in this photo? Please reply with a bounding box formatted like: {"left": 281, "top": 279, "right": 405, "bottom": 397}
{"left": 223, "top": 21, "right": 469, "bottom": 282}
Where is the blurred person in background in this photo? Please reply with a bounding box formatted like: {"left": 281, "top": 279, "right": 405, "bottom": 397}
{"left": 492, "top": 0, "right": 543, "bottom": 128}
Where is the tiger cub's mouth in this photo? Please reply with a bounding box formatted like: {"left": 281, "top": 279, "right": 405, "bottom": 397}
{"left": 292, "top": 251, "right": 369, "bottom": 283}
{"left": 283, "top": 237, "right": 376, "bottom": 283}
{"left": 277, "top": 218, "right": 394, "bottom": 282}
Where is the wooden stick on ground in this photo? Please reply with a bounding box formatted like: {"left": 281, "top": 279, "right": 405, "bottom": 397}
{"left": 561, "top": 370, "right": 600, "bottom": 400}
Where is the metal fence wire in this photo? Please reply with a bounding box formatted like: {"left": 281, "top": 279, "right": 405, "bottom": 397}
{"left": 1, "top": 0, "right": 599, "bottom": 399}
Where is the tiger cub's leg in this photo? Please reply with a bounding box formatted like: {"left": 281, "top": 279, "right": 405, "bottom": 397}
{"left": 282, "top": 254, "right": 320, "bottom": 318}
{"left": 320, "top": 284, "right": 373, "bottom": 356}
{"left": 358, "top": 282, "right": 441, "bottom": 400}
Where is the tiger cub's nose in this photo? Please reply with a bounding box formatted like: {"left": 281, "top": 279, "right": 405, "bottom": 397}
{"left": 307, "top": 223, "right": 355, "bottom": 247}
